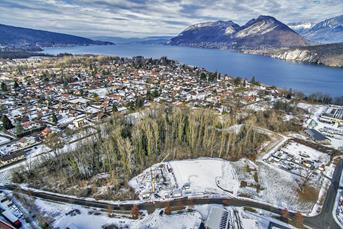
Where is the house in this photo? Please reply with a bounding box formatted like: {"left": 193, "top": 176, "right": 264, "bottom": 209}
{"left": 305, "top": 129, "right": 329, "bottom": 144}
{"left": 206, "top": 207, "right": 230, "bottom": 229}
{"left": 73, "top": 117, "right": 87, "bottom": 129}
{"left": 0, "top": 220, "right": 16, "bottom": 229}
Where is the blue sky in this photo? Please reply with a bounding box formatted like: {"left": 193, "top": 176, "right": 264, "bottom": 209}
{"left": 0, "top": 0, "right": 342, "bottom": 37}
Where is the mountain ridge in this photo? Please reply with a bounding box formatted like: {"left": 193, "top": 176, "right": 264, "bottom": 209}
{"left": 289, "top": 15, "right": 343, "bottom": 44}
{"left": 0, "top": 23, "right": 113, "bottom": 49}
{"left": 302, "top": 15, "right": 343, "bottom": 44}
{"left": 169, "top": 15, "right": 308, "bottom": 49}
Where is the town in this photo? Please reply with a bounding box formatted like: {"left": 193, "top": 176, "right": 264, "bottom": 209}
{"left": 0, "top": 55, "right": 284, "bottom": 168}
{"left": 0, "top": 55, "right": 342, "bottom": 229}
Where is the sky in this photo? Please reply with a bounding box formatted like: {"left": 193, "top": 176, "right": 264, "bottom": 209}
{"left": 0, "top": 0, "right": 342, "bottom": 38}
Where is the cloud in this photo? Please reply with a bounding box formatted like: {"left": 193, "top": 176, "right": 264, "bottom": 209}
{"left": 0, "top": 0, "right": 342, "bottom": 37}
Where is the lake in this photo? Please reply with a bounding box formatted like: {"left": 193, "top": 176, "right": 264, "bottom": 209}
{"left": 43, "top": 44, "right": 343, "bottom": 97}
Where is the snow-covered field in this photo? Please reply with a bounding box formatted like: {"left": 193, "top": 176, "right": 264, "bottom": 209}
{"left": 34, "top": 197, "right": 203, "bottom": 229}
{"left": 136, "top": 209, "right": 202, "bottom": 229}
{"left": 34, "top": 198, "right": 134, "bottom": 229}
{"left": 257, "top": 162, "right": 315, "bottom": 213}
{"left": 130, "top": 157, "right": 325, "bottom": 214}
{"left": 170, "top": 158, "right": 239, "bottom": 195}
{"left": 129, "top": 158, "right": 239, "bottom": 200}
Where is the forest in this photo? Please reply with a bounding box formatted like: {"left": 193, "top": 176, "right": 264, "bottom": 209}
{"left": 12, "top": 104, "right": 298, "bottom": 199}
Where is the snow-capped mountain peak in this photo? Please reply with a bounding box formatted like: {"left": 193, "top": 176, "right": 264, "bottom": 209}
{"left": 235, "top": 20, "right": 278, "bottom": 38}
{"left": 302, "top": 14, "right": 343, "bottom": 44}
{"left": 170, "top": 15, "right": 307, "bottom": 49}
{"left": 225, "top": 25, "right": 238, "bottom": 35}
{"left": 288, "top": 22, "right": 314, "bottom": 33}
{"left": 182, "top": 21, "right": 237, "bottom": 33}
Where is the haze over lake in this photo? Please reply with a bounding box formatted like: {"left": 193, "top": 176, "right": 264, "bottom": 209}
{"left": 43, "top": 44, "right": 343, "bottom": 97}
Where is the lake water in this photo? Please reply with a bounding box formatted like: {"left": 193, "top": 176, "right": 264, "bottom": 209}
{"left": 43, "top": 44, "right": 343, "bottom": 97}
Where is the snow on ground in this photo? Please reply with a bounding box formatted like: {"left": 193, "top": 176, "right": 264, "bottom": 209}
{"left": 299, "top": 102, "right": 343, "bottom": 151}
{"left": 0, "top": 136, "right": 11, "bottom": 145}
{"left": 256, "top": 162, "right": 314, "bottom": 213}
{"left": 281, "top": 141, "right": 330, "bottom": 166}
{"left": 25, "top": 144, "right": 51, "bottom": 158}
{"left": 194, "top": 204, "right": 293, "bottom": 229}
{"left": 258, "top": 137, "right": 333, "bottom": 215}
{"left": 297, "top": 103, "right": 326, "bottom": 114}
{"left": 0, "top": 134, "right": 96, "bottom": 185}
{"left": 224, "top": 124, "right": 244, "bottom": 134}
{"left": 232, "top": 158, "right": 318, "bottom": 214}
{"left": 130, "top": 157, "right": 321, "bottom": 214}
{"left": 34, "top": 198, "right": 134, "bottom": 229}
{"left": 134, "top": 209, "right": 202, "bottom": 229}
{"left": 34, "top": 197, "right": 202, "bottom": 229}
{"left": 129, "top": 158, "right": 239, "bottom": 200}
{"left": 169, "top": 158, "right": 239, "bottom": 196}
{"left": 89, "top": 88, "right": 110, "bottom": 98}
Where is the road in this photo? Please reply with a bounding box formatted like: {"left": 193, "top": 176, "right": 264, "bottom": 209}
{"left": 304, "top": 159, "right": 343, "bottom": 229}
{"left": 1, "top": 160, "right": 342, "bottom": 229}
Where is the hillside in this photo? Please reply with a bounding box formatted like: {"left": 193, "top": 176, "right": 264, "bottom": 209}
{"left": 169, "top": 20, "right": 240, "bottom": 48}
{"left": 169, "top": 16, "right": 307, "bottom": 49}
{"left": 290, "top": 15, "right": 343, "bottom": 44}
{"left": 0, "top": 23, "right": 112, "bottom": 48}
{"left": 302, "top": 15, "right": 343, "bottom": 44}
{"left": 244, "top": 43, "right": 343, "bottom": 68}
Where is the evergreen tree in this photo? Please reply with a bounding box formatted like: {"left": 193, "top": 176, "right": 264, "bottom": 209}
{"left": 13, "top": 80, "right": 19, "bottom": 89}
{"left": 1, "top": 115, "right": 14, "bottom": 130}
{"left": 151, "top": 90, "right": 159, "bottom": 98}
{"left": 200, "top": 72, "right": 207, "bottom": 81}
{"left": 16, "top": 123, "right": 24, "bottom": 135}
{"left": 51, "top": 113, "right": 58, "bottom": 124}
{"left": 1, "top": 82, "right": 8, "bottom": 92}
{"left": 112, "top": 105, "right": 118, "bottom": 112}
{"left": 250, "top": 76, "right": 256, "bottom": 84}
{"left": 233, "top": 77, "right": 241, "bottom": 86}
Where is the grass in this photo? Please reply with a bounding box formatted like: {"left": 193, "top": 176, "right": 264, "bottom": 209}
{"left": 298, "top": 185, "right": 319, "bottom": 203}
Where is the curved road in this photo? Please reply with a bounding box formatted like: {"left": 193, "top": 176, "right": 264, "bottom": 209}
{"left": 1, "top": 159, "right": 342, "bottom": 229}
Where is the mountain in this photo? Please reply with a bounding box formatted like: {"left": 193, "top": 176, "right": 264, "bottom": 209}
{"left": 169, "top": 16, "right": 308, "bottom": 49}
{"left": 94, "top": 36, "right": 173, "bottom": 45}
{"left": 301, "top": 15, "right": 343, "bottom": 44}
{"left": 234, "top": 16, "right": 308, "bottom": 48}
{"left": 0, "top": 23, "right": 112, "bottom": 49}
{"left": 288, "top": 22, "right": 314, "bottom": 34}
{"left": 169, "top": 20, "right": 240, "bottom": 48}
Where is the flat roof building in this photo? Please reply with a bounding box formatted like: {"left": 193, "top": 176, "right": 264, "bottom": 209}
{"left": 305, "top": 129, "right": 328, "bottom": 143}
{"left": 206, "top": 207, "right": 230, "bottom": 229}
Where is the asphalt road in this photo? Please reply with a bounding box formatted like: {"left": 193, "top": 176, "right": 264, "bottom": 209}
{"left": 1, "top": 160, "right": 342, "bottom": 229}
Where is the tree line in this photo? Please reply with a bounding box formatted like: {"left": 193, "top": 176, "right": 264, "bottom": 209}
{"left": 12, "top": 105, "right": 269, "bottom": 198}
